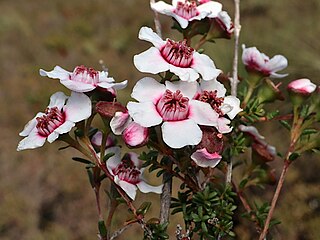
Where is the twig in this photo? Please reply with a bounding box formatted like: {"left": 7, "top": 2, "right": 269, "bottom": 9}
{"left": 110, "top": 224, "right": 134, "bottom": 240}
{"left": 226, "top": 0, "right": 241, "bottom": 185}
{"left": 258, "top": 159, "right": 291, "bottom": 240}
{"left": 160, "top": 162, "right": 172, "bottom": 224}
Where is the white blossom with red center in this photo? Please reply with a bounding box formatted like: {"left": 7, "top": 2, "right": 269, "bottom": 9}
{"left": 133, "top": 27, "right": 221, "bottom": 82}
{"left": 242, "top": 45, "right": 288, "bottom": 78}
{"left": 40, "top": 65, "right": 128, "bottom": 93}
{"left": 196, "top": 79, "right": 242, "bottom": 133}
{"left": 151, "top": 0, "right": 222, "bottom": 29}
{"left": 106, "top": 147, "right": 163, "bottom": 200}
{"left": 17, "top": 92, "right": 92, "bottom": 151}
{"left": 127, "top": 77, "right": 219, "bottom": 148}
{"left": 287, "top": 78, "right": 317, "bottom": 95}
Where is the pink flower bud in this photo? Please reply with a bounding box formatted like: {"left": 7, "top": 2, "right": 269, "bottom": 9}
{"left": 122, "top": 122, "right": 149, "bottom": 147}
{"left": 287, "top": 78, "right": 316, "bottom": 95}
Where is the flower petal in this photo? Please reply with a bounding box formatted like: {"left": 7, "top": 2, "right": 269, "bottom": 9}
{"left": 169, "top": 64, "right": 199, "bottom": 82}
{"left": 127, "top": 152, "right": 143, "bottom": 169}
{"left": 47, "top": 131, "right": 60, "bottom": 143}
{"left": 19, "top": 112, "right": 44, "bottom": 137}
{"left": 110, "top": 112, "right": 132, "bottom": 135}
{"left": 131, "top": 77, "right": 166, "bottom": 103}
{"left": 192, "top": 52, "right": 222, "bottom": 81}
{"left": 17, "top": 131, "right": 46, "bottom": 151}
{"left": 191, "top": 148, "right": 222, "bottom": 168}
{"left": 161, "top": 119, "right": 202, "bottom": 148}
{"left": 39, "top": 66, "right": 71, "bottom": 80}
{"left": 138, "top": 26, "right": 166, "bottom": 49}
{"left": 127, "top": 101, "right": 162, "bottom": 127}
{"left": 197, "top": 1, "right": 222, "bottom": 18}
{"left": 200, "top": 79, "right": 226, "bottom": 98}
{"left": 64, "top": 92, "right": 92, "bottom": 123}
{"left": 137, "top": 181, "right": 163, "bottom": 194}
{"left": 216, "top": 117, "right": 232, "bottom": 134}
{"left": 134, "top": 47, "right": 170, "bottom": 74}
{"left": 265, "top": 55, "right": 288, "bottom": 74}
{"left": 165, "top": 80, "right": 198, "bottom": 99}
{"left": 51, "top": 120, "right": 75, "bottom": 138}
{"left": 48, "top": 92, "right": 68, "bottom": 109}
{"left": 115, "top": 176, "right": 137, "bottom": 200}
{"left": 222, "top": 96, "right": 242, "bottom": 119}
{"left": 59, "top": 79, "right": 96, "bottom": 92}
{"left": 106, "top": 146, "right": 122, "bottom": 173}
{"left": 188, "top": 100, "right": 219, "bottom": 126}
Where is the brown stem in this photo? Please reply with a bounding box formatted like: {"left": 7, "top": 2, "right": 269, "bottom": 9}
{"left": 160, "top": 162, "right": 172, "bottom": 224}
{"left": 258, "top": 159, "right": 291, "bottom": 240}
{"left": 150, "top": 0, "right": 162, "bottom": 38}
{"left": 194, "top": 35, "right": 207, "bottom": 50}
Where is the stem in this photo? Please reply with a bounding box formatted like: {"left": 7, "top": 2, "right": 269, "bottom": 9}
{"left": 258, "top": 159, "right": 291, "bottom": 240}
{"left": 226, "top": 0, "right": 241, "bottom": 185}
{"left": 160, "top": 162, "right": 172, "bottom": 224}
{"left": 242, "top": 84, "right": 255, "bottom": 108}
{"left": 194, "top": 35, "right": 207, "bottom": 50}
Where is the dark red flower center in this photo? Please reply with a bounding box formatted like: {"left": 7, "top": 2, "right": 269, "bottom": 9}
{"left": 113, "top": 155, "right": 141, "bottom": 184}
{"left": 161, "top": 39, "right": 194, "bottom": 68}
{"left": 36, "top": 107, "right": 65, "bottom": 137}
{"left": 70, "top": 65, "right": 99, "bottom": 85}
{"left": 174, "top": 1, "right": 199, "bottom": 20}
{"left": 198, "top": 90, "right": 224, "bottom": 116}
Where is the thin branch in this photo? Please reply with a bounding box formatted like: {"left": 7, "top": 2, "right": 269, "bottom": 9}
{"left": 226, "top": 0, "right": 241, "bottom": 185}
{"left": 110, "top": 224, "right": 134, "bottom": 240}
{"left": 160, "top": 162, "right": 172, "bottom": 224}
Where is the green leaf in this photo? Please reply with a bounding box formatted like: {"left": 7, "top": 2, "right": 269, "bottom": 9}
{"left": 289, "top": 152, "right": 300, "bottom": 161}
{"left": 72, "top": 157, "right": 93, "bottom": 165}
{"left": 279, "top": 120, "right": 291, "bottom": 130}
{"left": 98, "top": 220, "right": 107, "bottom": 237}
{"left": 103, "top": 152, "right": 115, "bottom": 162}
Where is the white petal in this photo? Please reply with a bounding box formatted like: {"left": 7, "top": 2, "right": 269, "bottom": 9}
{"left": 110, "top": 112, "right": 132, "bottom": 135}
{"left": 115, "top": 176, "right": 137, "bottom": 200}
{"left": 17, "top": 131, "right": 46, "bottom": 151}
{"left": 106, "top": 146, "right": 122, "bottom": 173}
{"left": 171, "top": 14, "right": 190, "bottom": 29}
{"left": 134, "top": 47, "right": 170, "bottom": 74}
{"left": 169, "top": 64, "right": 199, "bottom": 82}
{"left": 191, "top": 148, "right": 222, "bottom": 168}
{"left": 131, "top": 77, "right": 166, "bottom": 103}
{"left": 127, "top": 152, "right": 142, "bottom": 169}
{"left": 197, "top": 1, "right": 222, "bottom": 18}
{"left": 123, "top": 122, "right": 149, "bottom": 147}
{"left": 60, "top": 79, "right": 96, "bottom": 92}
{"left": 161, "top": 120, "right": 202, "bottom": 148}
{"left": 64, "top": 92, "right": 92, "bottom": 123}
{"left": 127, "top": 102, "right": 162, "bottom": 127}
{"left": 192, "top": 52, "right": 222, "bottom": 81}
{"left": 48, "top": 92, "right": 68, "bottom": 109}
{"left": 188, "top": 100, "right": 219, "bottom": 126}
{"left": 47, "top": 131, "right": 60, "bottom": 143}
{"left": 223, "top": 96, "right": 242, "bottom": 119}
{"left": 52, "top": 120, "right": 75, "bottom": 136}
{"left": 138, "top": 26, "right": 166, "bottom": 49}
{"left": 39, "top": 66, "right": 71, "bottom": 80}
{"left": 91, "top": 131, "right": 103, "bottom": 146}
{"left": 165, "top": 80, "right": 198, "bottom": 99}
{"left": 200, "top": 79, "right": 226, "bottom": 97}
{"left": 98, "top": 80, "right": 128, "bottom": 90}
{"left": 19, "top": 112, "right": 44, "bottom": 137}
{"left": 216, "top": 117, "right": 232, "bottom": 134}
{"left": 137, "top": 181, "right": 163, "bottom": 194}
{"left": 265, "top": 55, "right": 288, "bottom": 74}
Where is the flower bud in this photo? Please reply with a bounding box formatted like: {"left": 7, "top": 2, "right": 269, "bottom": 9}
{"left": 287, "top": 78, "right": 316, "bottom": 106}
{"left": 122, "top": 122, "right": 149, "bottom": 148}
{"left": 205, "top": 11, "right": 234, "bottom": 41}
{"left": 257, "top": 78, "right": 284, "bottom": 104}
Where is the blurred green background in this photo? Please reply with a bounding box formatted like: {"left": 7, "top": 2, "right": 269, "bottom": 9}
{"left": 1, "top": 0, "right": 319, "bottom": 239}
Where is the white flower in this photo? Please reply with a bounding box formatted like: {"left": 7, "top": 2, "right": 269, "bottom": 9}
{"left": 196, "top": 79, "right": 242, "bottom": 133}
{"left": 127, "top": 77, "right": 219, "bottom": 149}
{"left": 191, "top": 148, "right": 222, "bottom": 168}
{"left": 17, "top": 92, "right": 92, "bottom": 151}
{"left": 242, "top": 45, "right": 288, "bottom": 78}
{"left": 110, "top": 112, "right": 149, "bottom": 147}
{"left": 287, "top": 78, "right": 317, "bottom": 95}
{"left": 91, "top": 131, "right": 116, "bottom": 149}
{"left": 40, "top": 65, "right": 128, "bottom": 93}
{"left": 133, "top": 27, "right": 221, "bottom": 82}
{"left": 106, "top": 147, "right": 163, "bottom": 200}
{"left": 214, "top": 11, "right": 234, "bottom": 36}
{"left": 151, "top": 0, "right": 222, "bottom": 29}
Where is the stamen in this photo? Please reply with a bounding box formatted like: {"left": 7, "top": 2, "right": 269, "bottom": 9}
{"left": 70, "top": 65, "right": 99, "bottom": 85}
{"left": 156, "top": 89, "right": 189, "bottom": 121}
{"left": 174, "top": 1, "right": 199, "bottom": 20}
{"left": 36, "top": 107, "right": 65, "bottom": 137}
{"left": 113, "top": 155, "right": 141, "bottom": 184}
{"left": 198, "top": 90, "right": 224, "bottom": 116}
{"left": 161, "top": 39, "right": 194, "bottom": 68}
